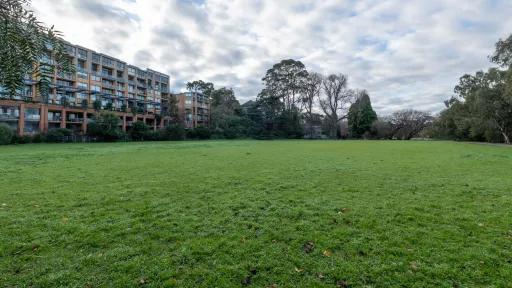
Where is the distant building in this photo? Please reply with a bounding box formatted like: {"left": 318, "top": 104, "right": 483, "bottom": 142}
{"left": 0, "top": 41, "right": 171, "bottom": 135}
{"left": 165, "top": 92, "right": 210, "bottom": 129}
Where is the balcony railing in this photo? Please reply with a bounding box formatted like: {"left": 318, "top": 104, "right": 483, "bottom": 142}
{"left": 0, "top": 114, "right": 19, "bottom": 120}
{"left": 48, "top": 115, "right": 61, "bottom": 122}
{"left": 67, "top": 117, "right": 84, "bottom": 123}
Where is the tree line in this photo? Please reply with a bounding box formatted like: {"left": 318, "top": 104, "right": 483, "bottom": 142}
{"left": 430, "top": 35, "right": 512, "bottom": 144}
{"left": 187, "top": 60, "right": 433, "bottom": 141}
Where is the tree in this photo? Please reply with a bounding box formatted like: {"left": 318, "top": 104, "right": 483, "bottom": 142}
{"left": 210, "top": 87, "right": 245, "bottom": 136}
{"left": 0, "top": 0, "right": 73, "bottom": 99}
{"left": 0, "top": 123, "right": 14, "bottom": 145}
{"left": 389, "top": 110, "right": 433, "bottom": 140}
{"left": 261, "top": 59, "right": 308, "bottom": 111}
{"left": 347, "top": 90, "right": 377, "bottom": 138}
{"left": 186, "top": 80, "right": 214, "bottom": 98}
{"left": 130, "top": 121, "right": 150, "bottom": 141}
{"left": 318, "top": 74, "right": 355, "bottom": 139}
{"left": 434, "top": 34, "right": 512, "bottom": 144}
{"left": 87, "top": 112, "right": 122, "bottom": 141}
{"left": 93, "top": 99, "right": 102, "bottom": 112}
{"left": 302, "top": 72, "right": 322, "bottom": 138}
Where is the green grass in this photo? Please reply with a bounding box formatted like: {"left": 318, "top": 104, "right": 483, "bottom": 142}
{"left": 1, "top": 140, "right": 511, "bottom": 287}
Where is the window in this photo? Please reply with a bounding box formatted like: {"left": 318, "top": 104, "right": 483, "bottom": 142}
{"left": 91, "top": 85, "right": 101, "bottom": 92}
{"left": 77, "top": 82, "right": 88, "bottom": 89}
{"left": 102, "top": 57, "right": 114, "bottom": 67}
{"left": 77, "top": 48, "right": 88, "bottom": 59}
{"left": 91, "top": 75, "right": 101, "bottom": 82}
{"left": 128, "top": 67, "right": 136, "bottom": 75}
{"left": 92, "top": 53, "right": 101, "bottom": 63}
{"left": 24, "top": 108, "right": 40, "bottom": 121}
{"left": 77, "top": 72, "right": 88, "bottom": 80}
{"left": 116, "top": 91, "right": 124, "bottom": 97}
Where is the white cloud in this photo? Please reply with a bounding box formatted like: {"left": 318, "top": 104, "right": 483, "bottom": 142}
{"left": 32, "top": 0, "right": 512, "bottom": 114}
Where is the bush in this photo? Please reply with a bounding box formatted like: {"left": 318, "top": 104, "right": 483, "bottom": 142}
{"left": 45, "top": 128, "right": 72, "bottom": 143}
{"left": 0, "top": 124, "right": 14, "bottom": 145}
{"left": 192, "top": 126, "right": 211, "bottom": 140}
{"left": 87, "top": 112, "right": 122, "bottom": 142}
{"left": 32, "top": 133, "right": 45, "bottom": 143}
{"left": 164, "top": 124, "right": 185, "bottom": 141}
{"left": 130, "top": 121, "right": 150, "bottom": 141}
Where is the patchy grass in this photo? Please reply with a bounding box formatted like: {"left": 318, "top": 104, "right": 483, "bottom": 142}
{"left": 0, "top": 140, "right": 511, "bottom": 287}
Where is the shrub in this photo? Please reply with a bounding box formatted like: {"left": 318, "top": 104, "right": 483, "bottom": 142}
{"left": 32, "top": 133, "right": 45, "bottom": 143}
{"left": 45, "top": 128, "right": 72, "bottom": 143}
{"left": 164, "top": 124, "right": 185, "bottom": 141}
{"left": 87, "top": 112, "right": 122, "bottom": 142}
{"left": 130, "top": 121, "right": 150, "bottom": 141}
{"left": 194, "top": 126, "right": 211, "bottom": 140}
{"left": 0, "top": 124, "right": 14, "bottom": 145}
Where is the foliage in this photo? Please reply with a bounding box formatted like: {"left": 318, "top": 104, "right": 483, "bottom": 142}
{"left": 370, "top": 119, "right": 394, "bottom": 140}
{"left": 105, "top": 102, "right": 113, "bottom": 111}
{"left": 186, "top": 80, "right": 214, "bottom": 98}
{"left": 347, "top": 91, "right": 377, "bottom": 138}
{"left": 0, "top": 123, "right": 14, "bottom": 144}
{"left": 93, "top": 99, "right": 102, "bottom": 112}
{"left": 130, "top": 121, "right": 150, "bottom": 141}
{"left": 434, "top": 34, "right": 512, "bottom": 144}
{"left": 1, "top": 141, "right": 512, "bottom": 287}
{"left": 187, "top": 126, "right": 211, "bottom": 140}
{"left": 87, "top": 112, "right": 122, "bottom": 141}
{"left": 163, "top": 124, "right": 186, "bottom": 141}
{"left": 81, "top": 99, "right": 88, "bottom": 109}
{"left": 389, "top": 110, "right": 433, "bottom": 140}
{"left": 0, "top": 0, "right": 73, "bottom": 99}
{"left": 45, "top": 128, "right": 72, "bottom": 142}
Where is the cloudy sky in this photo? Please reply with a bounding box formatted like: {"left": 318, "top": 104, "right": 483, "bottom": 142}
{"left": 32, "top": 0, "right": 512, "bottom": 114}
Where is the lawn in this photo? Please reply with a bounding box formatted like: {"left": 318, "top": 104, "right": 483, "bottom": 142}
{"left": 0, "top": 140, "right": 511, "bottom": 287}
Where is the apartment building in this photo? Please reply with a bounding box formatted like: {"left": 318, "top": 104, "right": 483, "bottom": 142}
{"left": 162, "top": 92, "right": 210, "bottom": 129}
{"left": 0, "top": 42, "right": 171, "bottom": 135}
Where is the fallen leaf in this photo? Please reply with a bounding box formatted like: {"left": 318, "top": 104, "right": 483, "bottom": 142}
{"left": 302, "top": 241, "right": 315, "bottom": 253}
{"left": 294, "top": 267, "right": 304, "bottom": 273}
{"left": 409, "top": 261, "right": 419, "bottom": 271}
{"left": 323, "top": 250, "right": 332, "bottom": 257}
{"left": 336, "top": 280, "right": 350, "bottom": 288}
{"left": 317, "top": 272, "right": 325, "bottom": 279}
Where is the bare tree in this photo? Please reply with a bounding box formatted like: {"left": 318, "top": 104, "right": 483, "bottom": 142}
{"left": 302, "top": 72, "right": 322, "bottom": 138}
{"left": 318, "top": 74, "right": 355, "bottom": 139}
{"left": 389, "top": 110, "right": 433, "bottom": 140}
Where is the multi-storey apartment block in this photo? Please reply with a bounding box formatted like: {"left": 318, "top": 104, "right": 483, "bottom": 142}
{"left": 162, "top": 92, "right": 210, "bottom": 129}
{"left": 0, "top": 41, "right": 170, "bottom": 135}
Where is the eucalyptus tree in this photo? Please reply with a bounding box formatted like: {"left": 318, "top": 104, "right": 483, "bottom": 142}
{"left": 0, "top": 0, "right": 73, "bottom": 99}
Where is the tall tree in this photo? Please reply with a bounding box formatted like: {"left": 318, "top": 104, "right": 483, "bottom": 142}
{"left": 302, "top": 72, "right": 322, "bottom": 138}
{"left": 0, "top": 0, "right": 73, "bottom": 98}
{"left": 347, "top": 90, "right": 377, "bottom": 138}
{"left": 186, "top": 80, "right": 214, "bottom": 98}
{"left": 318, "top": 74, "right": 355, "bottom": 139}
{"left": 261, "top": 59, "right": 308, "bottom": 111}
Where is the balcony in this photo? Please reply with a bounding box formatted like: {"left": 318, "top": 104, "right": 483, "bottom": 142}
{"left": 102, "top": 82, "right": 115, "bottom": 89}
{"left": 48, "top": 115, "right": 61, "bottom": 122}
{"left": 57, "top": 73, "right": 76, "bottom": 81}
{"left": 101, "top": 73, "right": 116, "bottom": 81}
{"left": 67, "top": 117, "right": 84, "bottom": 123}
{"left": 0, "top": 114, "right": 19, "bottom": 121}
{"left": 25, "top": 115, "right": 41, "bottom": 121}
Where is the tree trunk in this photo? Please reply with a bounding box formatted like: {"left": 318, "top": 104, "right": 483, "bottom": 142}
{"left": 502, "top": 132, "right": 511, "bottom": 145}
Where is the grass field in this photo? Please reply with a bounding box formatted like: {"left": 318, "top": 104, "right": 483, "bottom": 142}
{"left": 1, "top": 140, "right": 511, "bottom": 287}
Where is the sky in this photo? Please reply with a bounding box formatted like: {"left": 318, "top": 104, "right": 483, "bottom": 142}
{"left": 32, "top": 0, "right": 512, "bottom": 115}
